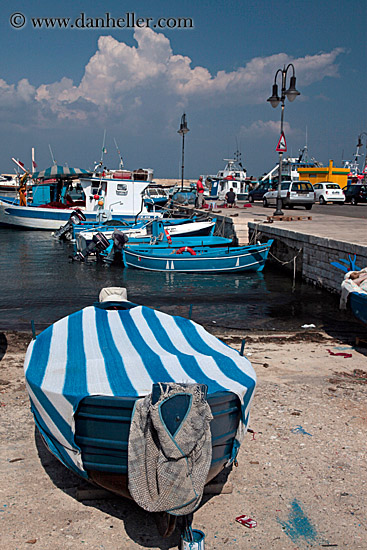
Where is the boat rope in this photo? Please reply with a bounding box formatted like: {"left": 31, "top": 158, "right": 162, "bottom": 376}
{"left": 248, "top": 223, "right": 261, "bottom": 245}
{"left": 268, "top": 247, "right": 303, "bottom": 267}
{"left": 268, "top": 247, "right": 303, "bottom": 291}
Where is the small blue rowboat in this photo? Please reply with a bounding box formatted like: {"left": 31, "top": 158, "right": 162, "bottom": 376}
{"left": 24, "top": 288, "right": 256, "bottom": 534}
{"left": 122, "top": 239, "right": 273, "bottom": 273}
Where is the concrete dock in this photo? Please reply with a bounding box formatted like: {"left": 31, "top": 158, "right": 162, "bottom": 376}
{"left": 232, "top": 204, "right": 366, "bottom": 293}
{"left": 188, "top": 202, "right": 366, "bottom": 294}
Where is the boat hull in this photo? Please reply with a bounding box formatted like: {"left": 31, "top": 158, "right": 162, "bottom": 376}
{"left": 0, "top": 199, "right": 158, "bottom": 230}
{"left": 74, "top": 390, "right": 240, "bottom": 499}
{"left": 350, "top": 292, "right": 367, "bottom": 326}
{"left": 123, "top": 240, "right": 273, "bottom": 273}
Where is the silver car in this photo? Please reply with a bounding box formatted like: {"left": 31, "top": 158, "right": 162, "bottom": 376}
{"left": 312, "top": 182, "right": 345, "bottom": 204}
{"left": 263, "top": 180, "right": 315, "bottom": 210}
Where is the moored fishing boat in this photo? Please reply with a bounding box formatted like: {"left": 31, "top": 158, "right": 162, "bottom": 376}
{"left": 0, "top": 165, "right": 162, "bottom": 230}
{"left": 143, "top": 184, "right": 169, "bottom": 210}
{"left": 73, "top": 217, "right": 219, "bottom": 253}
{"left": 0, "top": 173, "right": 19, "bottom": 192}
{"left": 24, "top": 288, "right": 256, "bottom": 537}
{"left": 122, "top": 240, "right": 273, "bottom": 273}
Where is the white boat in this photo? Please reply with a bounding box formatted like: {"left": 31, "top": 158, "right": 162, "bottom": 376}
{"left": 143, "top": 185, "right": 169, "bottom": 210}
{"left": 0, "top": 173, "right": 19, "bottom": 192}
{"left": 0, "top": 166, "right": 162, "bottom": 230}
{"left": 206, "top": 153, "right": 250, "bottom": 201}
{"left": 260, "top": 145, "right": 322, "bottom": 185}
{"left": 74, "top": 218, "right": 217, "bottom": 252}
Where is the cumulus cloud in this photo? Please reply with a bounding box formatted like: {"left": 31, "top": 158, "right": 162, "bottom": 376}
{"left": 240, "top": 120, "right": 293, "bottom": 136}
{"left": 0, "top": 28, "right": 344, "bottom": 127}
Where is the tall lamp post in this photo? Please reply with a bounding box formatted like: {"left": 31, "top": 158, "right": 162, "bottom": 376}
{"left": 267, "top": 64, "right": 300, "bottom": 216}
{"left": 177, "top": 113, "right": 189, "bottom": 190}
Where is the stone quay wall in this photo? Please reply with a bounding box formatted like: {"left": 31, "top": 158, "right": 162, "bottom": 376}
{"left": 248, "top": 221, "right": 367, "bottom": 293}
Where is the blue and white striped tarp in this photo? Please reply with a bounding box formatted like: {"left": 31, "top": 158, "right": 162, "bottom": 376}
{"left": 32, "top": 165, "right": 91, "bottom": 180}
{"left": 24, "top": 305, "right": 256, "bottom": 478}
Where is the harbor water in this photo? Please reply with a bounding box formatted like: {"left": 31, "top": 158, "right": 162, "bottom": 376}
{"left": 0, "top": 228, "right": 359, "bottom": 334}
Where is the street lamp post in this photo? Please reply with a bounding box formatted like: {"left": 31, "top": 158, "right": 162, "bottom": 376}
{"left": 177, "top": 113, "right": 189, "bottom": 190}
{"left": 267, "top": 64, "right": 300, "bottom": 216}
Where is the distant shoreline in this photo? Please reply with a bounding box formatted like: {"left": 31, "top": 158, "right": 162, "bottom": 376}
{"left": 154, "top": 178, "right": 192, "bottom": 187}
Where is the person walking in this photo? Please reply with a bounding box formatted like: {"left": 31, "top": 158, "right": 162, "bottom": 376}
{"left": 196, "top": 176, "right": 205, "bottom": 208}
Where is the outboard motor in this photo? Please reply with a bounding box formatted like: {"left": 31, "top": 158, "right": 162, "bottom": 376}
{"left": 53, "top": 209, "right": 87, "bottom": 241}
{"left": 103, "top": 229, "right": 129, "bottom": 265}
{"left": 71, "top": 232, "right": 110, "bottom": 262}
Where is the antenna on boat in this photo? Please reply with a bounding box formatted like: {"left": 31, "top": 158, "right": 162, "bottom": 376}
{"left": 114, "top": 138, "right": 124, "bottom": 169}
{"left": 48, "top": 144, "right": 57, "bottom": 166}
{"left": 100, "top": 129, "right": 107, "bottom": 166}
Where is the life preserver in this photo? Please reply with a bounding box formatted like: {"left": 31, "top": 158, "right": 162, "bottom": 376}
{"left": 176, "top": 247, "right": 196, "bottom": 255}
{"left": 164, "top": 228, "right": 172, "bottom": 244}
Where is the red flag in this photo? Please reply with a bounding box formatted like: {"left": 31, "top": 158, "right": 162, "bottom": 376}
{"left": 32, "top": 161, "right": 37, "bottom": 169}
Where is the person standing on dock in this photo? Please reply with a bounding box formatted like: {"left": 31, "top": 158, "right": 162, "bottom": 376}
{"left": 225, "top": 188, "right": 236, "bottom": 208}
{"left": 196, "top": 176, "right": 205, "bottom": 208}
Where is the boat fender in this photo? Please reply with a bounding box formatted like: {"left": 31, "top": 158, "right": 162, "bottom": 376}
{"left": 176, "top": 247, "right": 196, "bottom": 256}
{"left": 164, "top": 228, "right": 172, "bottom": 244}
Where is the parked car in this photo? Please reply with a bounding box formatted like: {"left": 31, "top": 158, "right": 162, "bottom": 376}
{"left": 312, "top": 182, "right": 345, "bottom": 204}
{"left": 263, "top": 180, "right": 315, "bottom": 210}
{"left": 248, "top": 182, "right": 274, "bottom": 202}
{"left": 342, "top": 184, "right": 367, "bottom": 205}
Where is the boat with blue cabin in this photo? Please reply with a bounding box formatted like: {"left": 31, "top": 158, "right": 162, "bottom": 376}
{"left": 0, "top": 165, "right": 162, "bottom": 230}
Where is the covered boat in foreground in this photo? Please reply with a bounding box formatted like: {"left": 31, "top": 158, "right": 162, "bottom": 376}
{"left": 24, "top": 288, "right": 256, "bottom": 537}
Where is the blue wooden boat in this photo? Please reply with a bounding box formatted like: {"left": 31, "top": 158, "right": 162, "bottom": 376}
{"left": 122, "top": 240, "right": 273, "bottom": 273}
{"left": 349, "top": 291, "right": 367, "bottom": 326}
{"left": 24, "top": 289, "right": 256, "bottom": 534}
{"left": 72, "top": 218, "right": 228, "bottom": 261}
{"left": 338, "top": 265, "right": 367, "bottom": 327}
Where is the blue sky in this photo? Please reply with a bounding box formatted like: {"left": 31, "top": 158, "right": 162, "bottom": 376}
{"left": 1, "top": 0, "right": 366, "bottom": 178}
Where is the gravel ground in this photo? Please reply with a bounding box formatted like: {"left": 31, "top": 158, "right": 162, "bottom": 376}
{"left": 1, "top": 329, "right": 366, "bottom": 550}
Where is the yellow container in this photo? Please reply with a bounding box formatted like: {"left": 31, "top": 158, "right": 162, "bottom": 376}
{"left": 298, "top": 160, "right": 349, "bottom": 188}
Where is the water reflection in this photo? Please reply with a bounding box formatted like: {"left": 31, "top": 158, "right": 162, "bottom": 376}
{"left": 0, "top": 228, "right": 358, "bottom": 333}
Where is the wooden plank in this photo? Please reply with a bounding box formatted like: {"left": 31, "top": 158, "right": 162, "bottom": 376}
{"left": 76, "top": 480, "right": 234, "bottom": 501}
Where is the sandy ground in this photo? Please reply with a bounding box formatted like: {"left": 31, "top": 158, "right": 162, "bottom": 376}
{"left": 1, "top": 328, "right": 367, "bottom": 550}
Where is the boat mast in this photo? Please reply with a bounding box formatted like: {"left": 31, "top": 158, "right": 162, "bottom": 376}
{"left": 100, "top": 129, "right": 107, "bottom": 166}
{"left": 31, "top": 148, "right": 37, "bottom": 174}
{"left": 48, "top": 144, "right": 57, "bottom": 166}
{"left": 114, "top": 138, "right": 124, "bottom": 169}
